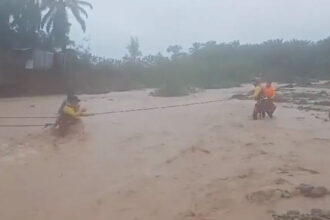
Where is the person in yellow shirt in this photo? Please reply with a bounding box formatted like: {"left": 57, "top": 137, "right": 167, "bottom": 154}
{"left": 55, "top": 95, "right": 93, "bottom": 136}
{"left": 250, "top": 79, "right": 265, "bottom": 120}
{"left": 62, "top": 99, "right": 84, "bottom": 119}
{"left": 251, "top": 83, "right": 263, "bottom": 100}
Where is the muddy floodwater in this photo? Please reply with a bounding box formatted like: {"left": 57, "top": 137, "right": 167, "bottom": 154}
{"left": 1, "top": 85, "right": 330, "bottom": 220}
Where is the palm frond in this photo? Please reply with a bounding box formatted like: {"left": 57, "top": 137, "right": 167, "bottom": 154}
{"left": 77, "top": 0, "right": 93, "bottom": 9}
{"left": 46, "top": 17, "right": 53, "bottom": 33}
{"left": 69, "top": 7, "right": 86, "bottom": 31}
{"left": 78, "top": 6, "right": 88, "bottom": 18}
{"left": 41, "top": 9, "right": 54, "bottom": 28}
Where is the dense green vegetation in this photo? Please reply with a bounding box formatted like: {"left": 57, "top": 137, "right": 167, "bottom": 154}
{"left": 84, "top": 38, "right": 330, "bottom": 95}
{"left": 0, "top": 0, "right": 92, "bottom": 50}
{"left": 0, "top": 0, "right": 330, "bottom": 96}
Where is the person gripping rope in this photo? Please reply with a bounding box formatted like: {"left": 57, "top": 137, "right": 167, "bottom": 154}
{"left": 250, "top": 78, "right": 265, "bottom": 120}
{"left": 264, "top": 81, "right": 275, "bottom": 99}
{"left": 58, "top": 92, "right": 75, "bottom": 115}
{"left": 263, "top": 81, "right": 276, "bottom": 118}
{"left": 54, "top": 95, "right": 93, "bottom": 136}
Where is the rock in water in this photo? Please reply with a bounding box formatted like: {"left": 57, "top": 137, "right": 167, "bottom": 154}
{"left": 297, "top": 184, "right": 314, "bottom": 195}
{"left": 273, "top": 209, "right": 330, "bottom": 220}
{"left": 297, "top": 184, "right": 328, "bottom": 198}
{"left": 311, "top": 209, "right": 323, "bottom": 216}
{"left": 308, "top": 187, "right": 328, "bottom": 198}
{"left": 287, "top": 210, "right": 300, "bottom": 216}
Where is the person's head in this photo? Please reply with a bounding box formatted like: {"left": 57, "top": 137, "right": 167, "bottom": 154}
{"left": 67, "top": 95, "right": 80, "bottom": 106}
{"left": 253, "top": 78, "right": 261, "bottom": 87}
{"left": 66, "top": 92, "right": 74, "bottom": 100}
{"left": 266, "top": 81, "right": 272, "bottom": 87}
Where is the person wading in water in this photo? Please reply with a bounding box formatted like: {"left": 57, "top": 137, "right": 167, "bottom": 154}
{"left": 250, "top": 79, "right": 265, "bottom": 120}
{"left": 263, "top": 81, "right": 276, "bottom": 118}
{"left": 54, "top": 95, "right": 93, "bottom": 136}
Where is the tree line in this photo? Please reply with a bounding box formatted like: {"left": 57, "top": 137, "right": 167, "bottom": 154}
{"left": 85, "top": 37, "right": 330, "bottom": 94}
{"left": 0, "top": 1, "right": 330, "bottom": 96}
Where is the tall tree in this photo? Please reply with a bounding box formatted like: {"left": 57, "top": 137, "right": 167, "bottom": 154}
{"left": 189, "top": 42, "right": 202, "bottom": 54}
{"left": 41, "top": 0, "right": 93, "bottom": 50}
{"left": 126, "top": 37, "right": 142, "bottom": 63}
{"left": 167, "top": 45, "right": 183, "bottom": 59}
{"left": 0, "top": 0, "right": 21, "bottom": 50}
{"left": 12, "top": 0, "right": 42, "bottom": 48}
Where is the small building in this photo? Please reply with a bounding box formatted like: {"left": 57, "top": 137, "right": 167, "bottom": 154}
{"left": 9, "top": 48, "right": 54, "bottom": 71}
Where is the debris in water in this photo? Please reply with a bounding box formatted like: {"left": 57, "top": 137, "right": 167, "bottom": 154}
{"left": 296, "top": 184, "right": 328, "bottom": 198}
{"left": 273, "top": 209, "right": 330, "bottom": 220}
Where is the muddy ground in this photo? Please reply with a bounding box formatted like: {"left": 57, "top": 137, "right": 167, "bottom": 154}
{"left": 0, "top": 83, "right": 330, "bottom": 220}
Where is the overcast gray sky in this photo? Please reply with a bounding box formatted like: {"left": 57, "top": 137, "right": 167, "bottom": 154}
{"left": 70, "top": 0, "right": 330, "bottom": 58}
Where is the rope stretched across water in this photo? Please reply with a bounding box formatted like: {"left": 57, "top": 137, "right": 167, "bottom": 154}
{"left": 0, "top": 98, "right": 228, "bottom": 128}
{"left": 93, "top": 98, "right": 227, "bottom": 115}
{"left": 0, "top": 116, "right": 57, "bottom": 119}
{"left": 0, "top": 124, "right": 53, "bottom": 128}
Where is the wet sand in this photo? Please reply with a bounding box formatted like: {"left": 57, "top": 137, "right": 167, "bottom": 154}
{"left": 0, "top": 86, "right": 330, "bottom": 220}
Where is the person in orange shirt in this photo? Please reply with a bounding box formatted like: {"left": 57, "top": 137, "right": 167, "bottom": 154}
{"left": 263, "top": 81, "right": 276, "bottom": 118}
{"left": 264, "top": 81, "right": 275, "bottom": 99}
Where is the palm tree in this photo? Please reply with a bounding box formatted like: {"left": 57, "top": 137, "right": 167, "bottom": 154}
{"left": 126, "top": 37, "right": 142, "bottom": 63}
{"left": 41, "top": 0, "right": 92, "bottom": 50}
{"left": 12, "top": 0, "right": 42, "bottom": 48}
{"left": 0, "top": 0, "right": 22, "bottom": 50}
{"left": 167, "top": 45, "right": 183, "bottom": 59}
{"left": 189, "top": 42, "right": 202, "bottom": 54}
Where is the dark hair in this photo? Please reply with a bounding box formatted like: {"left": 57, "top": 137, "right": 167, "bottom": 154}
{"left": 67, "top": 95, "right": 80, "bottom": 103}
{"left": 67, "top": 93, "right": 74, "bottom": 100}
